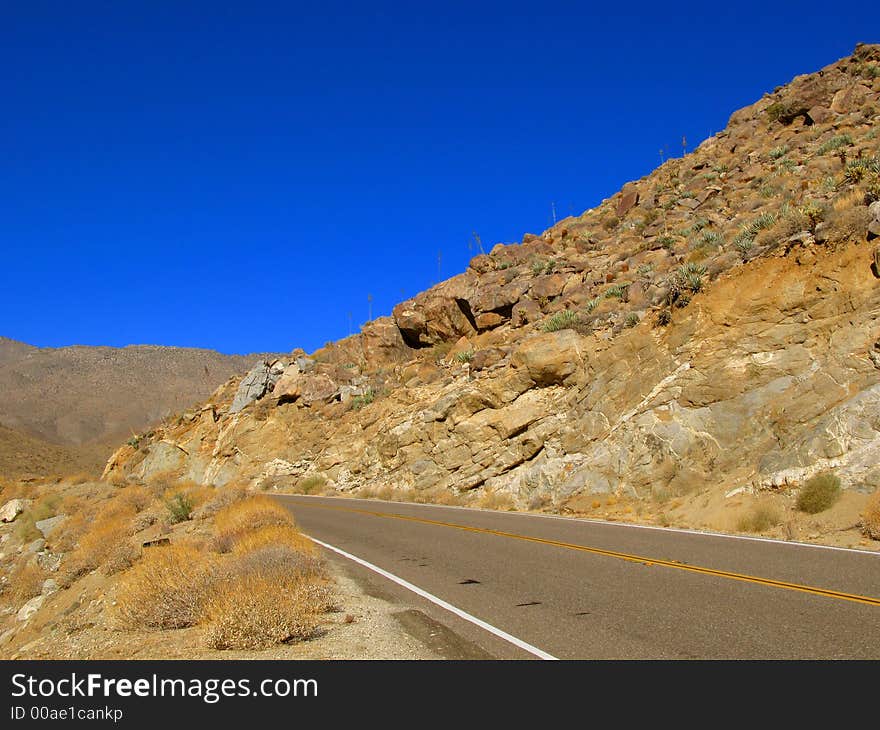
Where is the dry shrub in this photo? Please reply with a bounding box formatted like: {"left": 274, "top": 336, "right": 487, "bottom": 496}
{"left": 861, "top": 490, "right": 880, "bottom": 540}
{"left": 62, "top": 505, "right": 137, "bottom": 582}
{"left": 192, "top": 483, "right": 247, "bottom": 519}
{"left": 736, "top": 504, "right": 781, "bottom": 533}
{"left": 144, "top": 469, "right": 184, "bottom": 498}
{"left": 432, "top": 490, "right": 466, "bottom": 506}
{"left": 12, "top": 513, "right": 41, "bottom": 544}
{"left": 232, "top": 524, "right": 315, "bottom": 558}
{"left": 823, "top": 198, "right": 870, "bottom": 244}
{"left": 114, "top": 544, "right": 218, "bottom": 629}
{"left": 7, "top": 561, "right": 46, "bottom": 603}
{"left": 102, "top": 540, "right": 143, "bottom": 576}
{"left": 202, "top": 573, "right": 332, "bottom": 650}
{"left": 212, "top": 496, "right": 294, "bottom": 552}
{"left": 116, "top": 486, "right": 154, "bottom": 513}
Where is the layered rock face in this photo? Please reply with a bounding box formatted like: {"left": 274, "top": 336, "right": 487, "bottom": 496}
{"left": 104, "top": 44, "right": 880, "bottom": 512}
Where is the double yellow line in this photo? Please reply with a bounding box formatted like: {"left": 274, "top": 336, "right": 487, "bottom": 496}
{"left": 293, "top": 500, "right": 880, "bottom": 608}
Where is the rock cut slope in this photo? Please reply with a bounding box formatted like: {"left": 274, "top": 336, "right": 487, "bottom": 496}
{"left": 105, "top": 44, "right": 880, "bottom": 545}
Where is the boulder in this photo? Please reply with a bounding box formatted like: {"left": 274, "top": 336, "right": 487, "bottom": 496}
{"left": 475, "top": 312, "right": 505, "bottom": 330}
{"left": 529, "top": 274, "right": 567, "bottom": 301}
{"left": 229, "top": 360, "right": 286, "bottom": 413}
{"left": 868, "top": 201, "right": 880, "bottom": 239}
{"left": 616, "top": 188, "right": 640, "bottom": 218}
{"left": 511, "top": 330, "right": 585, "bottom": 386}
{"left": 0, "top": 499, "right": 30, "bottom": 523}
{"left": 511, "top": 299, "right": 542, "bottom": 327}
{"left": 16, "top": 595, "right": 44, "bottom": 622}
{"left": 35, "top": 515, "right": 65, "bottom": 539}
{"left": 471, "top": 348, "right": 507, "bottom": 371}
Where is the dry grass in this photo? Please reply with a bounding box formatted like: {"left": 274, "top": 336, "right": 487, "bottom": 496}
{"left": 202, "top": 573, "right": 332, "bottom": 650}
{"left": 7, "top": 561, "right": 46, "bottom": 603}
{"left": 61, "top": 501, "right": 138, "bottom": 583}
{"left": 295, "top": 475, "right": 327, "bottom": 495}
{"left": 475, "top": 489, "right": 516, "bottom": 511}
{"left": 736, "top": 504, "right": 781, "bottom": 533}
{"left": 861, "top": 490, "right": 880, "bottom": 540}
{"left": 232, "top": 523, "right": 315, "bottom": 557}
{"left": 212, "top": 496, "right": 295, "bottom": 552}
{"left": 192, "top": 484, "right": 247, "bottom": 520}
{"left": 114, "top": 544, "right": 218, "bottom": 629}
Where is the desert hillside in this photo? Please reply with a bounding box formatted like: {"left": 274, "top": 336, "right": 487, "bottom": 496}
{"left": 103, "top": 43, "right": 880, "bottom": 548}
{"left": 0, "top": 338, "right": 276, "bottom": 476}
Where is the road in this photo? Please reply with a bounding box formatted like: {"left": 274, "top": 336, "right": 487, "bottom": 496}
{"left": 276, "top": 495, "right": 880, "bottom": 659}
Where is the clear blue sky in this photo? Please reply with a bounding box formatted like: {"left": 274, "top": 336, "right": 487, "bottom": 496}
{"left": 1, "top": 2, "right": 874, "bottom": 355}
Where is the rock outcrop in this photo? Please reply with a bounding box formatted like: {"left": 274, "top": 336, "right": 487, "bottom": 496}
{"left": 103, "top": 45, "right": 880, "bottom": 525}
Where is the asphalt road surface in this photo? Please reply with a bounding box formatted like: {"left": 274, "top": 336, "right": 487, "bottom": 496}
{"left": 276, "top": 495, "right": 880, "bottom": 659}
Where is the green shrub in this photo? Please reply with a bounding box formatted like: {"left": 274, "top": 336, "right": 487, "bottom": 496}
{"left": 542, "top": 310, "right": 579, "bottom": 332}
{"left": 352, "top": 389, "right": 375, "bottom": 409}
{"left": 455, "top": 350, "right": 474, "bottom": 364}
{"left": 815, "top": 134, "right": 853, "bottom": 155}
{"left": 657, "top": 235, "right": 677, "bottom": 250}
{"left": 795, "top": 472, "right": 841, "bottom": 514}
{"left": 844, "top": 156, "right": 880, "bottom": 184}
{"left": 584, "top": 296, "right": 603, "bottom": 313}
{"left": 699, "top": 230, "right": 723, "bottom": 248}
{"left": 296, "top": 475, "right": 327, "bottom": 495}
{"left": 165, "top": 492, "right": 194, "bottom": 524}
{"left": 604, "top": 283, "right": 629, "bottom": 300}
{"left": 768, "top": 144, "right": 789, "bottom": 160}
{"left": 623, "top": 312, "right": 640, "bottom": 328}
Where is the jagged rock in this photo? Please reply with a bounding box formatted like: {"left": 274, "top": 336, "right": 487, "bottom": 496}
{"left": 229, "top": 360, "right": 286, "bottom": 414}
{"left": 616, "top": 188, "right": 639, "bottom": 218}
{"left": 0, "top": 499, "right": 30, "bottom": 523}
{"left": 25, "top": 539, "right": 46, "bottom": 554}
{"left": 35, "top": 515, "right": 65, "bottom": 539}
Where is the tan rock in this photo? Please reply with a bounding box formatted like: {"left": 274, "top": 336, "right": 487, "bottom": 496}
{"left": 511, "top": 330, "right": 584, "bottom": 386}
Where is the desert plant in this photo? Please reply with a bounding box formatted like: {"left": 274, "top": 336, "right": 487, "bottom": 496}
{"left": 202, "top": 573, "right": 332, "bottom": 650}
{"left": 769, "top": 144, "right": 789, "bottom": 160}
{"left": 815, "top": 134, "right": 853, "bottom": 155}
{"left": 213, "top": 496, "right": 295, "bottom": 552}
{"left": 623, "top": 312, "right": 640, "bottom": 328}
{"left": 455, "top": 350, "right": 474, "bottom": 364}
{"left": 542, "top": 310, "right": 579, "bottom": 332}
{"left": 114, "top": 544, "right": 219, "bottom": 629}
{"left": 861, "top": 490, "right": 880, "bottom": 540}
{"left": 736, "top": 505, "right": 781, "bottom": 533}
{"left": 656, "top": 309, "right": 672, "bottom": 326}
{"left": 164, "top": 492, "right": 194, "bottom": 524}
{"left": 658, "top": 235, "right": 677, "bottom": 250}
{"left": 699, "top": 230, "right": 723, "bottom": 248}
{"left": 585, "top": 296, "right": 603, "bottom": 313}
{"left": 795, "top": 472, "right": 841, "bottom": 514}
{"left": 604, "top": 283, "right": 629, "bottom": 300}
{"left": 7, "top": 561, "right": 46, "bottom": 603}
{"left": 296, "top": 475, "right": 327, "bottom": 495}
{"left": 352, "top": 388, "right": 375, "bottom": 409}
{"left": 844, "top": 156, "right": 880, "bottom": 184}
{"left": 636, "top": 263, "right": 654, "bottom": 276}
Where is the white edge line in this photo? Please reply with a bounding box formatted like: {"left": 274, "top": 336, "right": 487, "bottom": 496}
{"left": 307, "top": 535, "right": 558, "bottom": 661}
{"left": 285, "top": 494, "right": 880, "bottom": 558}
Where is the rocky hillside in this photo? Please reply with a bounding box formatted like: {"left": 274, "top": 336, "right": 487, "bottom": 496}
{"left": 105, "top": 44, "right": 880, "bottom": 545}
{"left": 0, "top": 338, "right": 275, "bottom": 475}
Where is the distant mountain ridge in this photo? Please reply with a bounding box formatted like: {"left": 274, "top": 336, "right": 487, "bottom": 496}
{"left": 0, "top": 337, "right": 278, "bottom": 476}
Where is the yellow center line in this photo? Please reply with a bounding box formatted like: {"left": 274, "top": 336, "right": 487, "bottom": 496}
{"left": 290, "top": 500, "right": 880, "bottom": 608}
